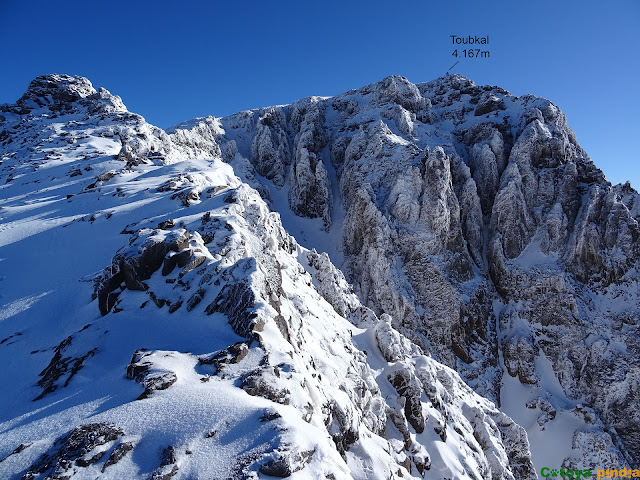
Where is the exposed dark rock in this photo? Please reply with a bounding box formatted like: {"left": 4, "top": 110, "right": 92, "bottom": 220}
{"left": 474, "top": 94, "right": 506, "bottom": 116}
{"left": 126, "top": 350, "right": 177, "bottom": 400}
{"left": 186, "top": 289, "right": 205, "bottom": 311}
{"left": 95, "top": 228, "right": 190, "bottom": 315}
{"left": 162, "top": 250, "right": 192, "bottom": 275}
{"left": 199, "top": 341, "right": 250, "bottom": 374}
{"left": 35, "top": 336, "right": 96, "bottom": 400}
{"left": 205, "top": 280, "right": 264, "bottom": 338}
{"left": 260, "top": 409, "right": 282, "bottom": 422}
{"left": 160, "top": 446, "right": 176, "bottom": 467}
{"left": 167, "top": 299, "right": 183, "bottom": 313}
{"left": 15, "top": 74, "right": 95, "bottom": 114}
{"left": 22, "top": 423, "right": 123, "bottom": 479}
{"left": 149, "top": 446, "right": 178, "bottom": 480}
{"left": 241, "top": 367, "right": 291, "bottom": 405}
{"left": 157, "top": 219, "right": 174, "bottom": 229}
{"left": 388, "top": 370, "right": 425, "bottom": 434}
{"left": 0, "top": 443, "right": 31, "bottom": 463}
{"left": 259, "top": 449, "right": 314, "bottom": 477}
{"left": 172, "top": 188, "right": 200, "bottom": 206}
{"left": 331, "top": 428, "right": 359, "bottom": 461}
{"left": 96, "top": 170, "right": 116, "bottom": 182}
{"left": 101, "top": 441, "right": 134, "bottom": 472}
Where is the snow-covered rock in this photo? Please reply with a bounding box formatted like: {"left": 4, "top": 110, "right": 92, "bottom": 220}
{"left": 0, "top": 74, "right": 537, "bottom": 479}
{"left": 171, "top": 73, "right": 640, "bottom": 470}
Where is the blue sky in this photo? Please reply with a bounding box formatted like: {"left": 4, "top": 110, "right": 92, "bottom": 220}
{"left": 1, "top": 0, "right": 638, "bottom": 187}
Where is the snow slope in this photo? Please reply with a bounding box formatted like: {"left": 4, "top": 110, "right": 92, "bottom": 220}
{"left": 0, "top": 75, "right": 536, "bottom": 479}
{"left": 171, "top": 74, "right": 640, "bottom": 471}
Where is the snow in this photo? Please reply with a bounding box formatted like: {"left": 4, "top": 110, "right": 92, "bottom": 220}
{"left": 0, "top": 99, "right": 288, "bottom": 476}
{"left": 4, "top": 71, "right": 636, "bottom": 478}
{"left": 0, "top": 110, "right": 525, "bottom": 477}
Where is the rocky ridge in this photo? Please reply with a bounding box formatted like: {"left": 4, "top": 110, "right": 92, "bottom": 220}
{"left": 0, "top": 75, "right": 539, "bottom": 479}
{"left": 170, "top": 74, "right": 640, "bottom": 469}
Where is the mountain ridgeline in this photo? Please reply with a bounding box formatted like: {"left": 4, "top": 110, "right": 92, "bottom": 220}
{"left": 0, "top": 73, "right": 638, "bottom": 479}
{"left": 175, "top": 74, "right": 640, "bottom": 467}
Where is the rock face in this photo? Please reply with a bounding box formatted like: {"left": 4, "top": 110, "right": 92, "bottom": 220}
{"left": 0, "top": 72, "right": 636, "bottom": 478}
{"left": 21, "top": 423, "right": 126, "bottom": 479}
{"left": 0, "top": 73, "right": 534, "bottom": 480}
{"left": 35, "top": 335, "right": 97, "bottom": 400}
{"left": 287, "top": 98, "right": 332, "bottom": 227}
{"left": 126, "top": 350, "right": 178, "bottom": 400}
{"left": 170, "top": 74, "right": 640, "bottom": 469}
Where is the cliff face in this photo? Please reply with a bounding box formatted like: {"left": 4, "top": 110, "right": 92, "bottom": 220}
{"left": 0, "top": 75, "right": 538, "bottom": 479}
{"left": 171, "top": 74, "right": 640, "bottom": 468}
{"left": 1, "top": 73, "right": 638, "bottom": 478}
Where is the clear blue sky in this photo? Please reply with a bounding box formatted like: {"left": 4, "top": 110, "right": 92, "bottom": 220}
{"left": 1, "top": 0, "right": 638, "bottom": 187}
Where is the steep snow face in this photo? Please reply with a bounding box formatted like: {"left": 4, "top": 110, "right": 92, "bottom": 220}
{"left": 172, "top": 74, "right": 640, "bottom": 469}
{"left": 0, "top": 74, "right": 535, "bottom": 479}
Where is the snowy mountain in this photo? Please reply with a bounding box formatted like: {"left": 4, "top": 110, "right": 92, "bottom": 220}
{"left": 0, "top": 73, "right": 637, "bottom": 479}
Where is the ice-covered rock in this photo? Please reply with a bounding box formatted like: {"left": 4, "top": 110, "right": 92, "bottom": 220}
{"left": 169, "top": 72, "right": 640, "bottom": 469}
{"left": 1, "top": 71, "right": 638, "bottom": 478}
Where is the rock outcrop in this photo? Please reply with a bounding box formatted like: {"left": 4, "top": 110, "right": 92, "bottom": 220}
{"left": 1, "top": 72, "right": 637, "bottom": 478}
{"left": 171, "top": 73, "right": 640, "bottom": 468}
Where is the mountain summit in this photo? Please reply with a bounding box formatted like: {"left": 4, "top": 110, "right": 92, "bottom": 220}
{"left": 0, "top": 73, "right": 638, "bottom": 478}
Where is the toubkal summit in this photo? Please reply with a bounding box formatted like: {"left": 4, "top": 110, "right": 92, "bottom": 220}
{"left": 0, "top": 73, "right": 638, "bottom": 479}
